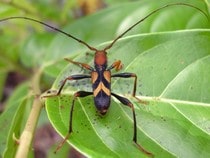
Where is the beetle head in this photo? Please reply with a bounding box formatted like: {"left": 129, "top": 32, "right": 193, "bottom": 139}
{"left": 94, "top": 51, "right": 107, "bottom": 70}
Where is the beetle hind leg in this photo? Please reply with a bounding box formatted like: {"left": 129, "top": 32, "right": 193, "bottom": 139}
{"left": 111, "top": 92, "right": 153, "bottom": 157}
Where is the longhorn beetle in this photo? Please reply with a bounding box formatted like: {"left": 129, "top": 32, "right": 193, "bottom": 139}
{"left": 0, "top": 3, "right": 208, "bottom": 157}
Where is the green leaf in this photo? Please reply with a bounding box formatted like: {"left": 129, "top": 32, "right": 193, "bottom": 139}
{"left": 20, "top": 33, "right": 54, "bottom": 67}
{"left": 44, "top": 0, "right": 210, "bottom": 157}
{"left": 3, "top": 97, "right": 34, "bottom": 158}
{"left": 0, "top": 33, "right": 20, "bottom": 72}
{"left": 0, "top": 83, "right": 33, "bottom": 158}
{"left": 42, "top": 0, "right": 209, "bottom": 81}
{"left": 43, "top": 0, "right": 209, "bottom": 63}
{"left": 45, "top": 30, "right": 210, "bottom": 157}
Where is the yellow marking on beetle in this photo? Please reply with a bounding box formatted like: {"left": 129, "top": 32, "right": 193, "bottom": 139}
{"left": 91, "top": 71, "right": 98, "bottom": 83}
{"left": 103, "top": 71, "right": 111, "bottom": 83}
{"left": 93, "top": 82, "right": 110, "bottom": 96}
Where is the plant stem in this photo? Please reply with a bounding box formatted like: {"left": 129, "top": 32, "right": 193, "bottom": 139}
{"left": 15, "top": 68, "right": 43, "bottom": 158}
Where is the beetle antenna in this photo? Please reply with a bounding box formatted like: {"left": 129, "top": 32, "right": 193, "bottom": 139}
{"left": 0, "top": 16, "right": 98, "bottom": 52}
{"left": 103, "top": 3, "right": 209, "bottom": 51}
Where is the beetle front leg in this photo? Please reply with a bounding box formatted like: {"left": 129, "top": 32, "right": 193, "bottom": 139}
{"left": 107, "top": 60, "right": 123, "bottom": 71}
{"left": 65, "top": 58, "right": 94, "bottom": 71}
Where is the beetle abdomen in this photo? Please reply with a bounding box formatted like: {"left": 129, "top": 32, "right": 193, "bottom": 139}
{"left": 94, "top": 91, "right": 111, "bottom": 115}
{"left": 91, "top": 70, "right": 111, "bottom": 115}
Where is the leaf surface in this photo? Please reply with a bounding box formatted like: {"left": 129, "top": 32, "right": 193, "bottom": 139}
{"left": 45, "top": 0, "right": 210, "bottom": 157}
{"left": 46, "top": 30, "right": 210, "bottom": 158}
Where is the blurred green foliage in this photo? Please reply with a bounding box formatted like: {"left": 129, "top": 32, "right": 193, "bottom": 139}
{"left": 0, "top": 0, "right": 210, "bottom": 158}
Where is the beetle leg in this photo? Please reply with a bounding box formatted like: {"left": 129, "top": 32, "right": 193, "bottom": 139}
{"left": 111, "top": 73, "right": 147, "bottom": 104}
{"left": 43, "top": 74, "right": 91, "bottom": 97}
{"left": 107, "top": 60, "right": 123, "bottom": 71}
{"left": 55, "top": 91, "right": 92, "bottom": 153}
{"left": 65, "top": 58, "right": 94, "bottom": 71}
{"left": 111, "top": 92, "right": 153, "bottom": 157}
